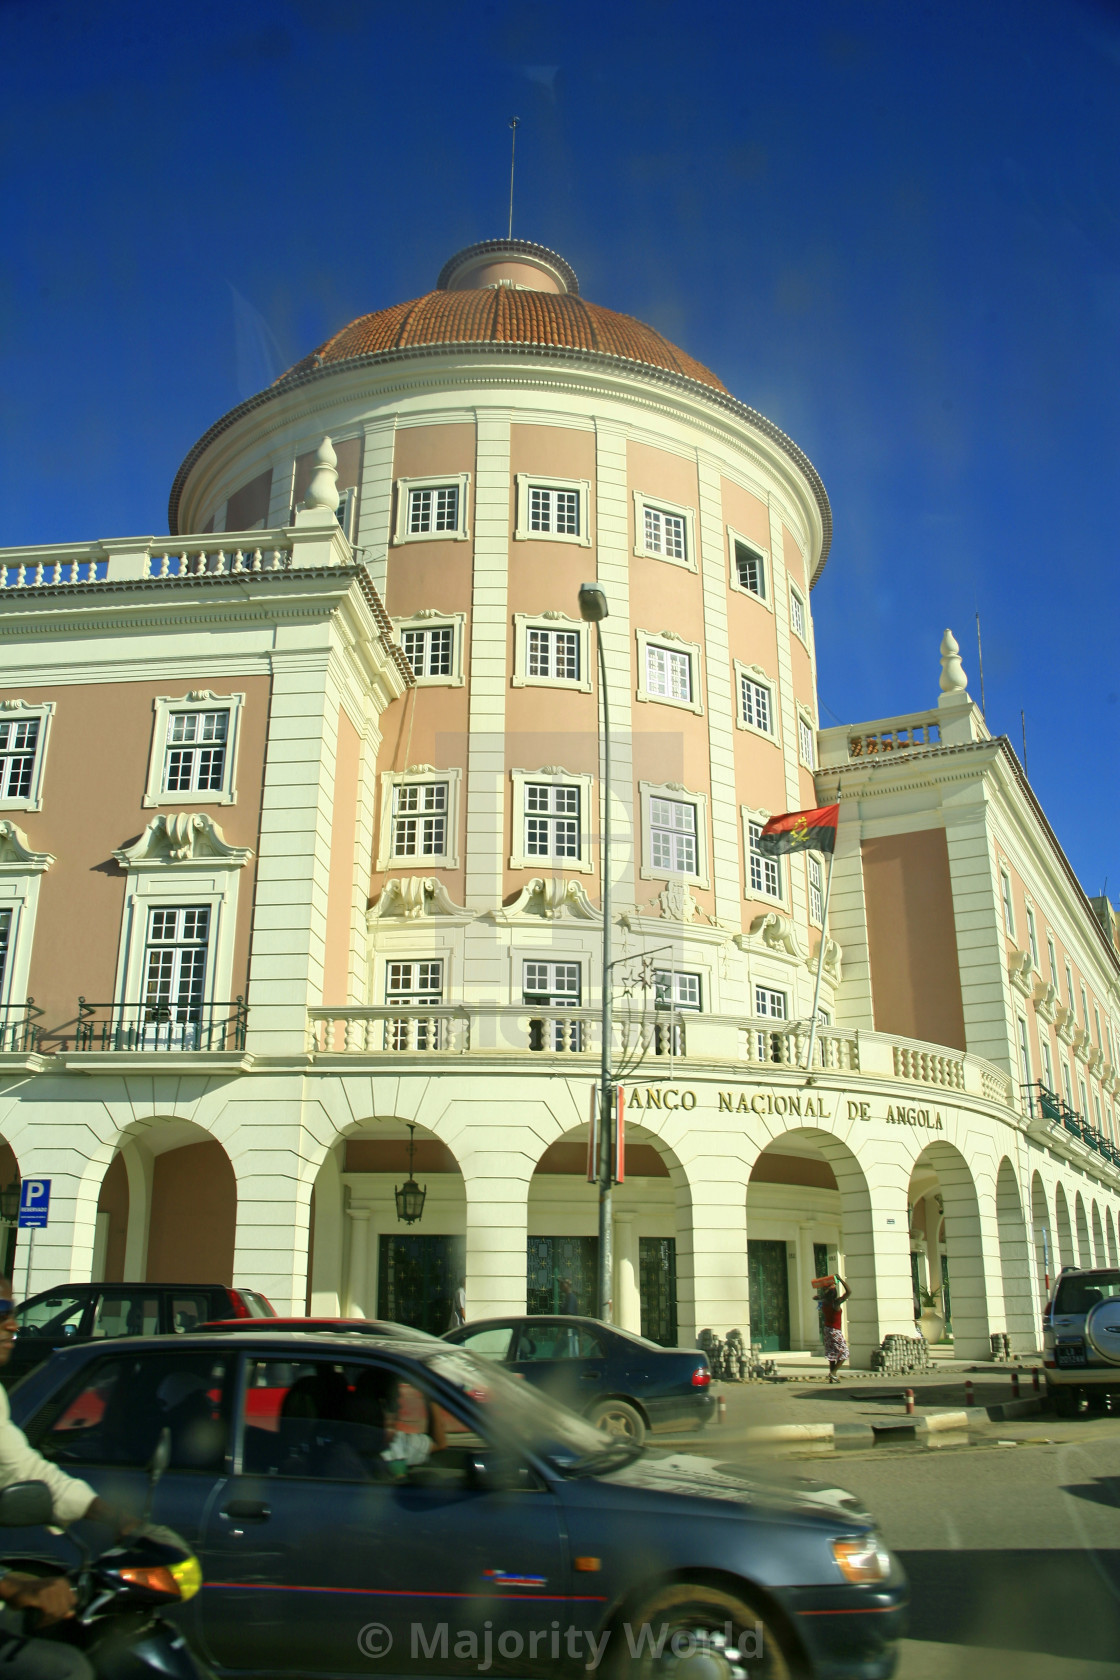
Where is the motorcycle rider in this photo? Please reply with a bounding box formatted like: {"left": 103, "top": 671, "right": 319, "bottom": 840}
{"left": 0, "top": 1282, "right": 130, "bottom": 1679}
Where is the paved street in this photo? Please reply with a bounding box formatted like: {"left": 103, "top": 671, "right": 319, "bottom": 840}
{"left": 675, "top": 1374, "right": 1120, "bottom": 1678}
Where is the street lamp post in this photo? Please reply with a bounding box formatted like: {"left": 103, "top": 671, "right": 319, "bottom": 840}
{"left": 579, "top": 582, "right": 613, "bottom": 1323}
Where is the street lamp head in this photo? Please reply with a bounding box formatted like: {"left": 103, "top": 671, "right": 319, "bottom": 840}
{"left": 578, "top": 583, "right": 609, "bottom": 623}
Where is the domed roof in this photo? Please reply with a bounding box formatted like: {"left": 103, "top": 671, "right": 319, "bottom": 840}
{"left": 280, "top": 283, "right": 726, "bottom": 393}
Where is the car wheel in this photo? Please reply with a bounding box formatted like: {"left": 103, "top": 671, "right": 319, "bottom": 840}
{"left": 589, "top": 1399, "right": 646, "bottom": 1446}
{"left": 1085, "top": 1386, "right": 1109, "bottom": 1414}
{"left": 617, "top": 1581, "right": 798, "bottom": 1679}
{"left": 1049, "top": 1384, "right": 1078, "bottom": 1417}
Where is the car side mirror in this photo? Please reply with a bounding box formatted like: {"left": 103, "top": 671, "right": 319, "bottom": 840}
{"left": 0, "top": 1480, "right": 53, "bottom": 1528}
{"left": 467, "top": 1451, "right": 536, "bottom": 1493}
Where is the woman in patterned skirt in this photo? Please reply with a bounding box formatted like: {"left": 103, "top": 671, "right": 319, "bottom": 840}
{"left": 817, "top": 1275, "right": 852, "bottom": 1382}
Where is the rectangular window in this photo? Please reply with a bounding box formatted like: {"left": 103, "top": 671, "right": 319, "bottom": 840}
{"left": 653, "top": 970, "right": 701, "bottom": 1012}
{"left": 408, "top": 485, "right": 458, "bottom": 534}
{"left": 734, "top": 541, "right": 766, "bottom": 599}
{"left": 527, "top": 628, "right": 580, "bottom": 682}
{"left": 1017, "top": 1017, "right": 1032, "bottom": 1090}
{"left": 163, "top": 710, "right": 228, "bottom": 795}
{"left": 1079, "top": 1077, "right": 1089, "bottom": 1117}
{"left": 400, "top": 626, "right": 453, "bottom": 678}
{"left": 790, "top": 589, "right": 806, "bottom": 639}
{"left": 1066, "top": 962, "right": 1075, "bottom": 1007}
{"left": 386, "top": 960, "right": 444, "bottom": 1049}
{"left": 1041, "top": 1037, "right": 1054, "bottom": 1092}
{"left": 1000, "top": 871, "right": 1015, "bottom": 937}
{"left": 1047, "top": 935, "right": 1058, "bottom": 982}
{"left": 1094, "top": 1005, "right": 1102, "bottom": 1047}
{"left": 808, "top": 855, "right": 824, "bottom": 924}
{"left": 524, "top": 961, "right": 582, "bottom": 1051}
{"left": 525, "top": 784, "right": 580, "bottom": 859}
{"left": 755, "top": 986, "right": 787, "bottom": 1019}
{"left": 740, "top": 676, "right": 773, "bottom": 734}
{"left": 649, "top": 797, "right": 697, "bottom": 875}
{"left": 1062, "top": 1060, "right": 1074, "bottom": 1108}
{"left": 143, "top": 907, "right": 209, "bottom": 1046}
{"left": 1095, "top": 1093, "right": 1103, "bottom": 1131}
{"left": 1026, "top": 906, "right": 1039, "bottom": 970}
{"left": 643, "top": 506, "right": 686, "bottom": 561}
{"left": 748, "top": 821, "right": 781, "bottom": 898}
{"left": 0, "top": 907, "right": 9, "bottom": 996}
{"left": 645, "top": 643, "right": 692, "bottom": 703}
{"left": 1081, "top": 985, "right": 1090, "bottom": 1029}
{"left": 529, "top": 486, "right": 579, "bottom": 536}
{"left": 0, "top": 718, "right": 39, "bottom": 801}
{"left": 798, "top": 716, "right": 815, "bottom": 767}
{"left": 392, "top": 783, "right": 448, "bottom": 858}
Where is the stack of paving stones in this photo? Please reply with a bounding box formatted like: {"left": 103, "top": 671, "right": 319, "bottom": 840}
{"left": 869, "top": 1334, "right": 933, "bottom": 1375}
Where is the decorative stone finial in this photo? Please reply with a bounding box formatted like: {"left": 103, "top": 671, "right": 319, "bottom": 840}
{"left": 939, "top": 628, "right": 968, "bottom": 696}
{"left": 305, "top": 436, "right": 339, "bottom": 513}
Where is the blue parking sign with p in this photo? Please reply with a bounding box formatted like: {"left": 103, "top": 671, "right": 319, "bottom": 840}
{"left": 18, "top": 1179, "right": 50, "bottom": 1229}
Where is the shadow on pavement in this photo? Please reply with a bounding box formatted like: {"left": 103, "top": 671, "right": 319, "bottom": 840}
{"left": 1062, "top": 1476, "right": 1120, "bottom": 1510}
{"left": 898, "top": 1549, "right": 1120, "bottom": 1662}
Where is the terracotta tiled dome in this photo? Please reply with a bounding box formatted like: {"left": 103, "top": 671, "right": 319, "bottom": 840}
{"left": 280, "top": 287, "right": 726, "bottom": 393}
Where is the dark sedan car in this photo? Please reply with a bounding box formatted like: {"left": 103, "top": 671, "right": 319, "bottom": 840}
{"left": 6, "top": 1329, "right": 907, "bottom": 1679}
{"left": 445, "top": 1314, "right": 713, "bottom": 1443}
{"left": 3, "top": 1282, "right": 274, "bottom": 1387}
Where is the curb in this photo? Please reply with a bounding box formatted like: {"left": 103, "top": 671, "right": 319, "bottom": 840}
{"left": 984, "top": 1397, "right": 1043, "bottom": 1422}
{"left": 724, "top": 1410, "right": 971, "bottom": 1450}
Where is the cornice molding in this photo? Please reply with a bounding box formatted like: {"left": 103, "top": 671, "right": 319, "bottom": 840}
{"left": 0, "top": 821, "right": 54, "bottom": 873}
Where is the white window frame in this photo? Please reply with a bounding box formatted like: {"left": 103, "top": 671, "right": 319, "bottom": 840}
{"left": 511, "top": 613, "right": 592, "bottom": 692}
{"left": 393, "top": 473, "right": 471, "bottom": 544}
{"left": 1000, "top": 869, "right": 1015, "bottom": 938}
{"left": 755, "top": 985, "right": 788, "bottom": 1020}
{"left": 727, "top": 528, "right": 772, "bottom": 610}
{"left": 0, "top": 701, "right": 55, "bottom": 813}
{"left": 807, "top": 854, "right": 824, "bottom": 926}
{"left": 377, "top": 768, "right": 462, "bottom": 871}
{"left": 1017, "top": 1015, "right": 1032, "bottom": 1090}
{"left": 143, "top": 691, "right": 245, "bottom": 809}
{"left": 733, "top": 661, "right": 780, "bottom": 745}
{"left": 522, "top": 959, "right": 583, "bottom": 1005}
{"left": 393, "top": 611, "right": 466, "bottom": 687}
{"left": 1041, "top": 1036, "right": 1054, "bottom": 1093}
{"left": 633, "top": 492, "right": 697, "bottom": 572}
{"left": 797, "top": 707, "right": 816, "bottom": 769}
{"left": 638, "top": 781, "right": 710, "bottom": 889}
{"left": 112, "top": 819, "right": 251, "bottom": 1014}
{"left": 334, "top": 485, "right": 357, "bottom": 544}
{"left": 1026, "top": 905, "right": 1039, "bottom": 970}
{"left": 635, "top": 629, "right": 703, "bottom": 715}
{"left": 789, "top": 585, "right": 809, "bottom": 645}
{"left": 513, "top": 475, "right": 591, "bottom": 546}
{"left": 741, "top": 806, "right": 786, "bottom": 906}
{"left": 383, "top": 958, "right": 445, "bottom": 1008}
{"left": 1047, "top": 935, "right": 1058, "bottom": 982}
{"left": 0, "top": 823, "right": 53, "bottom": 1010}
{"left": 510, "top": 768, "right": 594, "bottom": 874}
{"left": 653, "top": 969, "right": 702, "bottom": 1012}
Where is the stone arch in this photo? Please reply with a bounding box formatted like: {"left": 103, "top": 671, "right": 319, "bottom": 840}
{"left": 527, "top": 1121, "right": 691, "bottom": 1344}
{"left": 1108, "top": 1208, "right": 1119, "bottom": 1268}
{"left": 996, "top": 1159, "right": 1035, "bottom": 1352}
{"left": 749, "top": 1128, "right": 876, "bottom": 1365}
{"left": 909, "top": 1140, "right": 989, "bottom": 1358}
{"left": 1055, "top": 1184, "right": 1075, "bottom": 1268}
{"left": 1031, "top": 1172, "right": 1052, "bottom": 1306}
{"left": 94, "top": 1118, "right": 236, "bottom": 1285}
{"left": 1075, "top": 1193, "right": 1093, "bottom": 1268}
{"left": 1092, "top": 1202, "right": 1106, "bottom": 1267}
{"left": 308, "top": 1116, "right": 466, "bottom": 1333}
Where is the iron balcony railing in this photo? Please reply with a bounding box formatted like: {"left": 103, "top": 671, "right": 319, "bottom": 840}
{"left": 1032, "top": 1081, "right": 1120, "bottom": 1166}
{"left": 0, "top": 999, "right": 42, "bottom": 1054}
{"left": 75, "top": 998, "right": 248, "bottom": 1053}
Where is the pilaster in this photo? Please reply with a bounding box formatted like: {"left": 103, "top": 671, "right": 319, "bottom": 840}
{"left": 594, "top": 423, "right": 636, "bottom": 908}
{"left": 697, "top": 452, "right": 741, "bottom": 929}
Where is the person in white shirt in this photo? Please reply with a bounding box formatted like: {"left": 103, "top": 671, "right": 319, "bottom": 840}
{"left": 0, "top": 1282, "right": 129, "bottom": 1679}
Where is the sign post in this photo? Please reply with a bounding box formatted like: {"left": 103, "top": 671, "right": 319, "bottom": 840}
{"left": 17, "top": 1179, "right": 51, "bottom": 1301}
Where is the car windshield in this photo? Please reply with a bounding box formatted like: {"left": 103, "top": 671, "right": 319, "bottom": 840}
{"left": 1054, "top": 1273, "right": 1120, "bottom": 1314}
{"left": 412, "top": 1344, "right": 618, "bottom": 1470}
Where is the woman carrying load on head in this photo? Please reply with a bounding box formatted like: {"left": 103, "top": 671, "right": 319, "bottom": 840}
{"left": 814, "top": 1274, "right": 852, "bottom": 1382}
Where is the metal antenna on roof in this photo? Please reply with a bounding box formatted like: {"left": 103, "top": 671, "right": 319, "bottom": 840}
{"left": 508, "top": 116, "right": 521, "bottom": 240}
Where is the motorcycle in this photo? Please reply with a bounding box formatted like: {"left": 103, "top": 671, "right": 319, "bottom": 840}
{"left": 0, "top": 1428, "right": 215, "bottom": 1678}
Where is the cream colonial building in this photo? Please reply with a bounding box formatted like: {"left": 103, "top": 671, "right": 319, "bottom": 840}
{"left": 0, "top": 238, "right": 1118, "bottom": 1366}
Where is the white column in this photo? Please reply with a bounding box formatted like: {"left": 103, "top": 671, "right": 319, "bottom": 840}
{"left": 791, "top": 1223, "right": 812, "bottom": 1349}
{"left": 696, "top": 451, "right": 742, "bottom": 931}
{"left": 226, "top": 1080, "right": 315, "bottom": 1315}
{"left": 121, "top": 1139, "right": 154, "bottom": 1282}
{"left": 593, "top": 422, "right": 636, "bottom": 907}
{"left": 345, "top": 1208, "right": 371, "bottom": 1318}
{"left": 677, "top": 1175, "right": 751, "bottom": 1345}
{"left": 309, "top": 1149, "right": 344, "bottom": 1315}
{"left": 460, "top": 1155, "right": 531, "bottom": 1321}
{"left": 614, "top": 1213, "right": 641, "bottom": 1333}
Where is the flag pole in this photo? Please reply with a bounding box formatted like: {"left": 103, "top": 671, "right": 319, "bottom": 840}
{"left": 804, "top": 848, "right": 835, "bottom": 1073}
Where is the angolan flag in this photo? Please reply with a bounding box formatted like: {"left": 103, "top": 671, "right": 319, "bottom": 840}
{"left": 756, "top": 803, "right": 839, "bottom": 857}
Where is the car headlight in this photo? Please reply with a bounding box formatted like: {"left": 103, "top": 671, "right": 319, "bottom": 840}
{"left": 830, "top": 1534, "right": 893, "bottom": 1584}
{"left": 169, "top": 1555, "right": 203, "bottom": 1601}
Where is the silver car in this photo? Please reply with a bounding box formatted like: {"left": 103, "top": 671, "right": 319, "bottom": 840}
{"left": 1044, "top": 1267, "right": 1120, "bottom": 1413}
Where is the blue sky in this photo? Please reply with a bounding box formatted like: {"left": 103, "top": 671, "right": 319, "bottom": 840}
{"left": 1, "top": 0, "right": 1117, "bottom": 898}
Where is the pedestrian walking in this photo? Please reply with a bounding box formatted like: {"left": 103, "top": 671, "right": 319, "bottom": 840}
{"left": 448, "top": 1277, "right": 466, "bottom": 1330}
{"left": 815, "top": 1274, "right": 851, "bottom": 1382}
{"left": 560, "top": 1276, "right": 579, "bottom": 1315}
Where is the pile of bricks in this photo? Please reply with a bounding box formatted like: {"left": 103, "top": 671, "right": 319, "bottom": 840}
{"left": 869, "top": 1334, "right": 933, "bottom": 1375}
